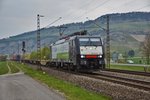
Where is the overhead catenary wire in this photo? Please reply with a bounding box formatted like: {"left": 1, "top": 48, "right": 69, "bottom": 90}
{"left": 43, "top": 0, "right": 97, "bottom": 29}
{"left": 39, "top": 0, "right": 150, "bottom": 34}
{"left": 57, "top": 1, "right": 149, "bottom": 32}
{"left": 73, "top": 0, "right": 111, "bottom": 20}
{"left": 135, "top": 4, "right": 150, "bottom": 11}
{"left": 62, "top": 0, "right": 111, "bottom": 32}
{"left": 86, "top": 17, "right": 106, "bottom": 31}
{"left": 85, "top": 0, "right": 111, "bottom": 14}
{"left": 45, "top": 0, "right": 139, "bottom": 32}
{"left": 106, "top": 0, "right": 135, "bottom": 11}
{"left": 44, "top": 17, "right": 62, "bottom": 28}
{"left": 62, "top": 0, "right": 95, "bottom": 19}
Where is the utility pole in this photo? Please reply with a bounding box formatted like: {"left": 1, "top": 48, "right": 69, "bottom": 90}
{"left": 106, "top": 15, "right": 110, "bottom": 68}
{"left": 37, "top": 14, "right": 44, "bottom": 70}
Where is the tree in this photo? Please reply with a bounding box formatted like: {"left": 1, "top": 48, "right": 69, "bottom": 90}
{"left": 141, "top": 34, "right": 150, "bottom": 64}
{"left": 24, "top": 53, "right": 30, "bottom": 60}
{"left": 30, "top": 51, "right": 37, "bottom": 60}
{"left": 112, "top": 52, "right": 119, "bottom": 63}
{"left": 128, "top": 50, "right": 135, "bottom": 57}
{"left": 41, "top": 46, "right": 50, "bottom": 60}
{"left": 0, "top": 55, "right": 7, "bottom": 61}
{"left": 29, "top": 46, "right": 50, "bottom": 60}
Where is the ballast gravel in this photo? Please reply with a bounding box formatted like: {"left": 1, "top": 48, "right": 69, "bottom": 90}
{"left": 99, "top": 71, "right": 150, "bottom": 82}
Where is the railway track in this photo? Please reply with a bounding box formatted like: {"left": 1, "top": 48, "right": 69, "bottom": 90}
{"left": 50, "top": 67, "right": 150, "bottom": 91}
{"left": 81, "top": 72, "right": 150, "bottom": 91}
{"left": 26, "top": 63, "right": 150, "bottom": 91}
{"left": 105, "top": 69, "right": 150, "bottom": 76}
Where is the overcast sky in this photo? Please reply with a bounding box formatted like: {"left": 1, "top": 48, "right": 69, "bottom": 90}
{"left": 0, "top": 0, "right": 150, "bottom": 39}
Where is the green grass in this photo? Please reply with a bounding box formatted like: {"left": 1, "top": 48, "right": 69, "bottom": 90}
{"left": 109, "top": 64, "right": 150, "bottom": 72}
{"left": 0, "top": 61, "right": 8, "bottom": 75}
{"left": 14, "top": 62, "right": 110, "bottom": 100}
{"left": 128, "top": 57, "right": 149, "bottom": 64}
{"left": 111, "top": 57, "right": 150, "bottom": 64}
{"left": 8, "top": 62, "right": 20, "bottom": 73}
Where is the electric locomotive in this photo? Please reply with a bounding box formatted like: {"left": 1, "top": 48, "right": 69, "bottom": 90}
{"left": 49, "top": 31, "right": 105, "bottom": 72}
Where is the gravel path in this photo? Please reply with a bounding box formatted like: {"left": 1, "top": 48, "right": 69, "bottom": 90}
{"left": 0, "top": 72, "right": 66, "bottom": 100}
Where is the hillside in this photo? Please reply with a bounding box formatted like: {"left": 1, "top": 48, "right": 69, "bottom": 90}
{"left": 0, "top": 12, "right": 150, "bottom": 56}
{"left": 130, "top": 35, "right": 145, "bottom": 42}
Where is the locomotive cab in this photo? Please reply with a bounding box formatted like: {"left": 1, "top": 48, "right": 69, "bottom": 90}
{"left": 75, "top": 36, "right": 105, "bottom": 71}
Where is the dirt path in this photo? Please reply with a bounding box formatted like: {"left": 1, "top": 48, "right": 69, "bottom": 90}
{"left": 6, "top": 62, "right": 11, "bottom": 74}
{"left": 11, "top": 62, "right": 22, "bottom": 72}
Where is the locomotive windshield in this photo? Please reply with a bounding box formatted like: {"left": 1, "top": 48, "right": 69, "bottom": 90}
{"left": 79, "top": 37, "right": 103, "bottom": 55}
{"left": 79, "top": 38, "right": 102, "bottom": 46}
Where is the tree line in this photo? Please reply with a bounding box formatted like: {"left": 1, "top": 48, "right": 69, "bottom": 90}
{"left": 24, "top": 46, "right": 50, "bottom": 60}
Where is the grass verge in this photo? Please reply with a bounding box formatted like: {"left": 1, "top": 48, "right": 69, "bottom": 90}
{"left": 110, "top": 64, "right": 150, "bottom": 72}
{"left": 0, "top": 61, "right": 8, "bottom": 75}
{"left": 15, "top": 62, "right": 110, "bottom": 100}
{"left": 8, "top": 62, "right": 20, "bottom": 73}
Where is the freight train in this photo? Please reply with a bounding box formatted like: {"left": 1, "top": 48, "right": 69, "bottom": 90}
{"left": 23, "top": 30, "right": 105, "bottom": 72}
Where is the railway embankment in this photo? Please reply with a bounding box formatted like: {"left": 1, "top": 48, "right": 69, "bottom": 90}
{"left": 19, "top": 62, "right": 150, "bottom": 100}
{"left": 17, "top": 62, "right": 110, "bottom": 100}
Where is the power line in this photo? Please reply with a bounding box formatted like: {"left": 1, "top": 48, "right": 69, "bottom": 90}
{"left": 77, "top": 0, "right": 94, "bottom": 10}
{"left": 41, "top": 0, "right": 110, "bottom": 33}
{"left": 110, "top": 1, "right": 150, "bottom": 12}
{"left": 63, "top": 0, "right": 110, "bottom": 32}
{"left": 39, "top": 0, "right": 149, "bottom": 30}
{"left": 116, "top": 0, "right": 135, "bottom": 8}
{"left": 87, "top": 0, "right": 111, "bottom": 13}
{"left": 86, "top": 17, "right": 106, "bottom": 31}
{"left": 62, "top": 0, "right": 96, "bottom": 19}
{"left": 135, "top": 4, "right": 150, "bottom": 10}
{"left": 106, "top": 0, "right": 135, "bottom": 11}
{"left": 44, "top": 17, "right": 62, "bottom": 28}
{"left": 37, "top": 0, "right": 150, "bottom": 37}
{"left": 116, "top": 1, "right": 150, "bottom": 11}
{"left": 74, "top": 0, "right": 111, "bottom": 20}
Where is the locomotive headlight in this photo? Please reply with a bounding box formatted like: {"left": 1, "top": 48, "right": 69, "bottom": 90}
{"left": 81, "top": 55, "right": 85, "bottom": 58}
{"left": 98, "top": 55, "right": 102, "bottom": 58}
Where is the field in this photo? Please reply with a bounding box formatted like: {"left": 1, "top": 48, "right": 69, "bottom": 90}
{"left": 128, "top": 57, "right": 149, "bottom": 64}
{"left": 0, "top": 61, "right": 8, "bottom": 75}
{"left": 7, "top": 62, "right": 20, "bottom": 73}
{"left": 111, "top": 56, "right": 150, "bottom": 65}
{"left": 0, "top": 61, "right": 20, "bottom": 75}
{"left": 109, "top": 64, "right": 150, "bottom": 72}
